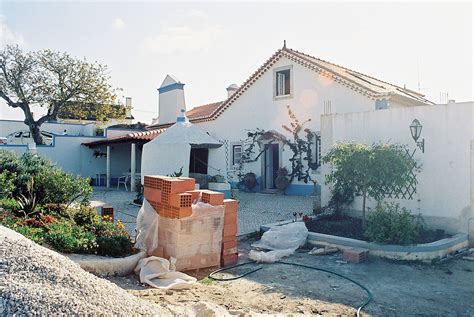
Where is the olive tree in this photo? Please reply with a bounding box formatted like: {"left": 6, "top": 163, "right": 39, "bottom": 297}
{"left": 322, "top": 142, "right": 420, "bottom": 226}
{"left": 0, "top": 45, "right": 121, "bottom": 144}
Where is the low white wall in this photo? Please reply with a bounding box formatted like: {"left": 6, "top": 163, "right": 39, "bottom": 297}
{"left": 321, "top": 102, "right": 473, "bottom": 233}
{"left": 0, "top": 119, "right": 95, "bottom": 137}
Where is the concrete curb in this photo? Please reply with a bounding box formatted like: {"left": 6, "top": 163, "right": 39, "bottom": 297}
{"left": 260, "top": 221, "right": 469, "bottom": 261}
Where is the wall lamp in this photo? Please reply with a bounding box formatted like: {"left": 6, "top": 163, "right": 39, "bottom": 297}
{"left": 409, "top": 119, "right": 425, "bottom": 153}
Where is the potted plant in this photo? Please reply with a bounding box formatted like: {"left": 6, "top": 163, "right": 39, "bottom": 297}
{"left": 275, "top": 167, "right": 289, "bottom": 193}
{"left": 243, "top": 172, "right": 257, "bottom": 191}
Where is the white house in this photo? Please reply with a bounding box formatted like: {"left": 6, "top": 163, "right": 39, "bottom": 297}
{"left": 147, "top": 44, "right": 433, "bottom": 195}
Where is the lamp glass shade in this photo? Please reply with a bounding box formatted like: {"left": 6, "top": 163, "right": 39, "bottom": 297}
{"left": 410, "top": 119, "right": 422, "bottom": 142}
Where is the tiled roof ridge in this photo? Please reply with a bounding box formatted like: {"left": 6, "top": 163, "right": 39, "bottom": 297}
{"left": 285, "top": 47, "right": 426, "bottom": 98}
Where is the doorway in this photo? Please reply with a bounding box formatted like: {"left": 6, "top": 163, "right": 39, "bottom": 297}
{"left": 189, "top": 148, "right": 208, "bottom": 174}
{"left": 263, "top": 143, "right": 279, "bottom": 190}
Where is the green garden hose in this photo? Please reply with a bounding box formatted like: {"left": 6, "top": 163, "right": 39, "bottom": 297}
{"left": 209, "top": 260, "right": 372, "bottom": 317}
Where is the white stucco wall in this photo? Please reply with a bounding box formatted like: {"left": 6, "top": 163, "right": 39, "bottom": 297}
{"left": 320, "top": 102, "right": 473, "bottom": 232}
{"left": 0, "top": 119, "right": 95, "bottom": 137}
{"left": 194, "top": 56, "right": 397, "bottom": 190}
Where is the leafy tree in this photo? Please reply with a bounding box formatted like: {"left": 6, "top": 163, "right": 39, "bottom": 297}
{"left": 0, "top": 45, "right": 121, "bottom": 144}
{"left": 322, "top": 142, "right": 420, "bottom": 226}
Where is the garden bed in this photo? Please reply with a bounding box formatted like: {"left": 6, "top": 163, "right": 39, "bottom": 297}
{"left": 304, "top": 214, "right": 451, "bottom": 244}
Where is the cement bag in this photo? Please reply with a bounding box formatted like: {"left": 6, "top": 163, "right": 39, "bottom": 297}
{"left": 135, "top": 199, "right": 159, "bottom": 253}
{"left": 135, "top": 256, "right": 196, "bottom": 289}
{"left": 252, "top": 222, "right": 308, "bottom": 251}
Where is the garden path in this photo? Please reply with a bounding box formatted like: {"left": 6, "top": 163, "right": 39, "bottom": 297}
{"left": 90, "top": 188, "right": 314, "bottom": 237}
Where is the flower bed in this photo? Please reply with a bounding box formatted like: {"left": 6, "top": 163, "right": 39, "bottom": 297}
{"left": 0, "top": 150, "right": 134, "bottom": 257}
{"left": 304, "top": 214, "right": 450, "bottom": 245}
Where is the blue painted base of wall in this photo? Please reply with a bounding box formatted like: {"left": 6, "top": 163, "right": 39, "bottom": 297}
{"left": 285, "top": 184, "right": 320, "bottom": 196}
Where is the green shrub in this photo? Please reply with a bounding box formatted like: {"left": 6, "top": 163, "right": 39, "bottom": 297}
{"left": 36, "top": 168, "right": 92, "bottom": 206}
{"left": 0, "top": 197, "right": 21, "bottom": 213}
{"left": 0, "top": 150, "right": 92, "bottom": 207}
{"left": 96, "top": 236, "right": 133, "bottom": 257}
{"left": 44, "top": 221, "right": 97, "bottom": 254}
{"left": 72, "top": 206, "right": 100, "bottom": 226}
{"left": 0, "top": 171, "right": 16, "bottom": 197}
{"left": 364, "top": 202, "right": 420, "bottom": 245}
{"left": 15, "top": 225, "right": 44, "bottom": 244}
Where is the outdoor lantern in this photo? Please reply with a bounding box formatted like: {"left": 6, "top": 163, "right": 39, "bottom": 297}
{"left": 409, "top": 119, "right": 425, "bottom": 153}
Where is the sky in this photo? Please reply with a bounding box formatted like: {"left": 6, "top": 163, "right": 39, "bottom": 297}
{"left": 0, "top": 1, "right": 472, "bottom": 124}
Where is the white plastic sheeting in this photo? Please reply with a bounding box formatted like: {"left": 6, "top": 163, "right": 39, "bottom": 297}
{"left": 134, "top": 198, "right": 225, "bottom": 288}
{"left": 134, "top": 257, "right": 197, "bottom": 289}
{"left": 141, "top": 120, "right": 222, "bottom": 182}
{"left": 250, "top": 222, "right": 308, "bottom": 263}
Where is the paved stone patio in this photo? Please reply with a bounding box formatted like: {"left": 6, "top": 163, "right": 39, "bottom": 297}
{"left": 91, "top": 188, "right": 315, "bottom": 237}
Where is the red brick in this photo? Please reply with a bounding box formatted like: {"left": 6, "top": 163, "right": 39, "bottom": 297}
{"left": 223, "top": 223, "right": 237, "bottom": 237}
{"left": 185, "top": 190, "right": 201, "bottom": 203}
{"left": 222, "top": 240, "right": 237, "bottom": 251}
{"left": 342, "top": 248, "right": 369, "bottom": 263}
{"left": 101, "top": 205, "right": 114, "bottom": 222}
{"left": 224, "top": 212, "right": 237, "bottom": 226}
{"left": 222, "top": 247, "right": 237, "bottom": 256}
{"left": 224, "top": 199, "right": 238, "bottom": 213}
{"left": 144, "top": 175, "right": 165, "bottom": 189}
{"left": 202, "top": 191, "right": 224, "bottom": 205}
{"left": 144, "top": 187, "right": 162, "bottom": 203}
{"left": 162, "top": 178, "right": 195, "bottom": 195}
{"left": 222, "top": 235, "right": 236, "bottom": 243}
{"left": 167, "top": 193, "right": 192, "bottom": 208}
{"left": 177, "top": 177, "right": 196, "bottom": 190}
{"left": 221, "top": 253, "right": 238, "bottom": 267}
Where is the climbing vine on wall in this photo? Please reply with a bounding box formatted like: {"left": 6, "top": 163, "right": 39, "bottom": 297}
{"left": 237, "top": 105, "right": 319, "bottom": 184}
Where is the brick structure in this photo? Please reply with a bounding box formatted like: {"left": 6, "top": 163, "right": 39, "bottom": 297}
{"left": 221, "top": 199, "right": 238, "bottom": 266}
{"left": 101, "top": 205, "right": 114, "bottom": 222}
{"left": 143, "top": 175, "right": 237, "bottom": 271}
{"left": 144, "top": 175, "right": 195, "bottom": 219}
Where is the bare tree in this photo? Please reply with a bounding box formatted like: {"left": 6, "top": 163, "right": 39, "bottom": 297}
{"left": 0, "top": 45, "right": 120, "bottom": 144}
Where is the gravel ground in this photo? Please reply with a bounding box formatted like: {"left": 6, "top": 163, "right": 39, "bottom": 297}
{"left": 0, "top": 226, "right": 171, "bottom": 316}
{"left": 90, "top": 187, "right": 315, "bottom": 236}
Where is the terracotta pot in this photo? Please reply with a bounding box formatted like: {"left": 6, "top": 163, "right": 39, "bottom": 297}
{"left": 275, "top": 175, "right": 289, "bottom": 192}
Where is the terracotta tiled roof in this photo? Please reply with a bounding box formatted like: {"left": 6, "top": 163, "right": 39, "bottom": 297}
{"left": 149, "top": 46, "right": 434, "bottom": 129}
{"left": 82, "top": 128, "right": 166, "bottom": 147}
{"left": 186, "top": 101, "right": 223, "bottom": 120}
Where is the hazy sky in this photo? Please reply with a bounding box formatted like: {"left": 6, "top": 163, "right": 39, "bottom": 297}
{"left": 0, "top": 1, "right": 472, "bottom": 124}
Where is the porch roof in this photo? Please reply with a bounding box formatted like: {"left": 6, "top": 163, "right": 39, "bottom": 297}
{"left": 82, "top": 128, "right": 166, "bottom": 147}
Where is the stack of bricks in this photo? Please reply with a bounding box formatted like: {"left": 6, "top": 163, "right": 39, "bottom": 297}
{"left": 221, "top": 199, "right": 238, "bottom": 266}
{"left": 143, "top": 176, "right": 195, "bottom": 219}
{"left": 143, "top": 175, "right": 239, "bottom": 271}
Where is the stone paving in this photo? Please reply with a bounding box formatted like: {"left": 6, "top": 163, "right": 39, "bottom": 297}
{"left": 90, "top": 188, "right": 315, "bottom": 237}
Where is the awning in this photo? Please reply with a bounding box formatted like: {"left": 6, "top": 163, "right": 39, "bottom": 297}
{"left": 82, "top": 129, "right": 166, "bottom": 148}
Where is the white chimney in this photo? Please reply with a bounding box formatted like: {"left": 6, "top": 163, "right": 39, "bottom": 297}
{"left": 158, "top": 74, "right": 186, "bottom": 124}
{"left": 125, "top": 97, "right": 132, "bottom": 118}
{"left": 226, "top": 84, "right": 239, "bottom": 98}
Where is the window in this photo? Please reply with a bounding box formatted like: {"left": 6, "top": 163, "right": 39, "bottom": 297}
{"left": 310, "top": 132, "right": 321, "bottom": 169}
{"left": 274, "top": 66, "right": 292, "bottom": 97}
{"left": 232, "top": 145, "right": 242, "bottom": 165}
